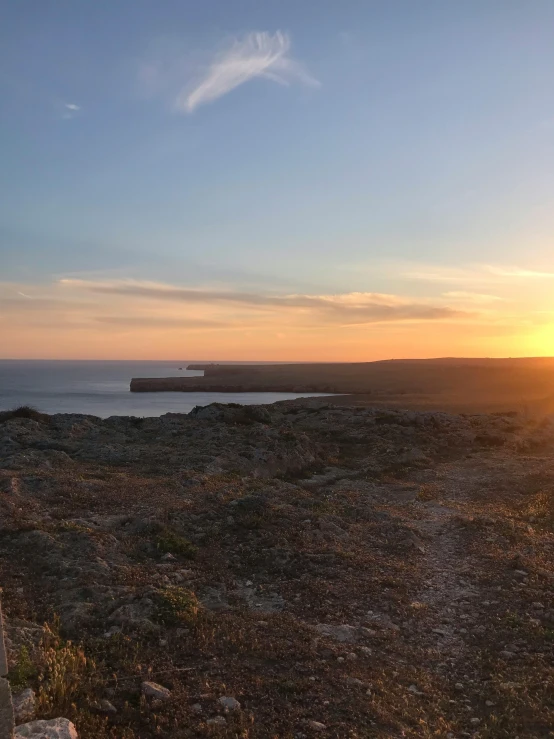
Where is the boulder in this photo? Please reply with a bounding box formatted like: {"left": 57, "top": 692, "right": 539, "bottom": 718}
{"left": 14, "top": 718, "right": 78, "bottom": 739}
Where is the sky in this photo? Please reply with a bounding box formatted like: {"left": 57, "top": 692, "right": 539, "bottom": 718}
{"left": 2, "top": 0, "right": 554, "bottom": 360}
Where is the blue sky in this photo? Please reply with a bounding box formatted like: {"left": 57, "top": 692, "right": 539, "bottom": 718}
{"left": 3, "top": 1, "right": 554, "bottom": 359}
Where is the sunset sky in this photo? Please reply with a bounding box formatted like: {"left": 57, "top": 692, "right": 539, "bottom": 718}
{"left": 2, "top": 0, "right": 554, "bottom": 360}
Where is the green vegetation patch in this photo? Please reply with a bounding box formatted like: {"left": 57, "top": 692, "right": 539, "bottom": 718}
{"left": 154, "top": 586, "right": 200, "bottom": 625}
{"left": 155, "top": 529, "right": 198, "bottom": 559}
{"left": 7, "top": 646, "right": 36, "bottom": 692}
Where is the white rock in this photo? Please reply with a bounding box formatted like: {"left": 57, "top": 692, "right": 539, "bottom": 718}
{"left": 218, "top": 696, "right": 241, "bottom": 711}
{"left": 14, "top": 718, "right": 78, "bottom": 739}
{"left": 141, "top": 681, "right": 172, "bottom": 700}
{"left": 13, "top": 688, "right": 36, "bottom": 724}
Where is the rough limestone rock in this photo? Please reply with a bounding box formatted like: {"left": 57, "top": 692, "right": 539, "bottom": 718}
{"left": 0, "top": 678, "right": 14, "bottom": 739}
{"left": 14, "top": 717, "right": 78, "bottom": 739}
{"left": 218, "top": 696, "right": 241, "bottom": 711}
{"left": 314, "top": 623, "right": 360, "bottom": 643}
{"left": 12, "top": 688, "right": 36, "bottom": 724}
{"left": 141, "top": 681, "right": 171, "bottom": 701}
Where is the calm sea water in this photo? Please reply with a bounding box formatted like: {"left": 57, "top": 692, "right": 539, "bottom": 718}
{"left": 0, "top": 360, "right": 330, "bottom": 418}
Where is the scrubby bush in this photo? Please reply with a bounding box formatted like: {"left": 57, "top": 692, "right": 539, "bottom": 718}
{"left": 156, "top": 529, "right": 198, "bottom": 559}
{"left": 0, "top": 405, "right": 50, "bottom": 424}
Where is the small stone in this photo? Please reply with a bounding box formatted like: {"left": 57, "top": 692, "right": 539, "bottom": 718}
{"left": 91, "top": 699, "right": 117, "bottom": 716}
{"left": 306, "top": 721, "right": 326, "bottom": 731}
{"left": 101, "top": 699, "right": 117, "bottom": 715}
{"left": 218, "top": 696, "right": 241, "bottom": 712}
{"left": 455, "top": 683, "right": 464, "bottom": 690}
{"left": 13, "top": 689, "right": 36, "bottom": 724}
{"left": 500, "top": 650, "right": 514, "bottom": 659}
{"left": 245, "top": 580, "right": 253, "bottom": 586}
{"left": 14, "top": 718, "right": 78, "bottom": 739}
{"left": 359, "top": 646, "right": 372, "bottom": 656}
{"left": 485, "top": 700, "right": 495, "bottom": 707}
{"left": 346, "top": 652, "right": 358, "bottom": 661}
{"left": 141, "top": 681, "right": 172, "bottom": 701}
{"left": 161, "top": 552, "right": 175, "bottom": 561}
{"left": 345, "top": 677, "right": 363, "bottom": 687}
{"left": 470, "top": 717, "right": 480, "bottom": 725}
{"left": 207, "top": 716, "right": 226, "bottom": 726}
{"left": 191, "top": 703, "right": 203, "bottom": 714}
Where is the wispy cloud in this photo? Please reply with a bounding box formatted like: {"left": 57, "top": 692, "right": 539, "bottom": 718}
{"left": 486, "top": 266, "right": 554, "bottom": 279}
{"left": 95, "top": 316, "right": 229, "bottom": 329}
{"left": 443, "top": 291, "right": 504, "bottom": 304}
{"left": 404, "top": 264, "right": 554, "bottom": 285}
{"left": 62, "top": 102, "right": 81, "bottom": 120}
{"left": 61, "top": 279, "right": 468, "bottom": 325}
{"left": 176, "top": 31, "right": 320, "bottom": 113}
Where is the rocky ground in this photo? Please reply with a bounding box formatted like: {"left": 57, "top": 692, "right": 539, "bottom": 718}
{"left": 0, "top": 400, "right": 553, "bottom": 738}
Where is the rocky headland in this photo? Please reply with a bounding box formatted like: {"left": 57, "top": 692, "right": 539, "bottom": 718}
{"left": 0, "top": 400, "right": 553, "bottom": 737}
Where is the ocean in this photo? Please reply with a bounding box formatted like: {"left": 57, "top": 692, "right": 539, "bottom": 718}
{"left": 0, "top": 360, "right": 330, "bottom": 418}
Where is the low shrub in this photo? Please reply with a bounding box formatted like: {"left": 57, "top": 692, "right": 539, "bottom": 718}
{"left": 0, "top": 405, "right": 50, "bottom": 424}
{"left": 156, "top": 529, "right": 197, "bottom": 559}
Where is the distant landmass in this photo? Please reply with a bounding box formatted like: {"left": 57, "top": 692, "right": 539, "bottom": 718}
{"left": 131, "top": 356, "right": 554, "bottom": 415}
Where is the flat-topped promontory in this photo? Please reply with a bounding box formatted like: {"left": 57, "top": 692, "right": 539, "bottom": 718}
{"left": 129, "top": 357, "right": 554, "bottom": 414}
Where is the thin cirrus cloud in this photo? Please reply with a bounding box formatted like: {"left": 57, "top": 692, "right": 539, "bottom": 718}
{"left": 95, "top": 316, "right": 229, "bottom": 328}
{"left": 60, "top": 279, "right": 469, "bottom": 326}
{"left": 62, "top": 102, "right": 81, "bottom": 120}
{"left": 442, "top": 291, "right": 504, "bottom": 304}
{"left": 176, "top": 31, "right": 320, "bottom": 113}
{"left": 404, "top": 263, "right": 554, "bottom": 284}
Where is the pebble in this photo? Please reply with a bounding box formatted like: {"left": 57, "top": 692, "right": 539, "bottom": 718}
{"left": 95, "top": 699, "right": 117, "bottom": 715}
{"left": 345, "top": 677, "right": 364, "bottom": 687}
{"left": 141, "top": 681, "right": 172, "bottom": 701}
{"left": 470, "top": 718, "right": 480, "bottom": 725}
{"left": 218, "top": 696, "right": 241, "bottom": 711}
